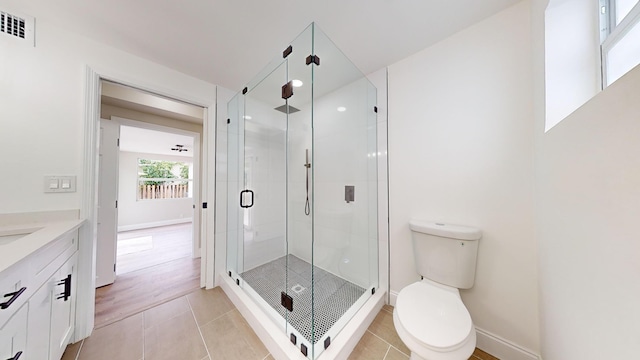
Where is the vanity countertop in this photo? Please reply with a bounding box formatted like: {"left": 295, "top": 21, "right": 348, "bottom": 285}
{"left": 0, "top": 219, "right": 85, "bottom": 273}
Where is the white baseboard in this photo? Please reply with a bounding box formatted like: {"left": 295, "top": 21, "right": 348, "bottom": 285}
{"left": 117, "top": 218, "right": 192, "bottom": 232}
{"left": 389, "top": 290, "right": 399, "bottom": 307}
{"left": 475, "top": 327, "right": 540, "bottom": 360}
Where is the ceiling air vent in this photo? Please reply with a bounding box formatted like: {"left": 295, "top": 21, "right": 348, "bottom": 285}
{"left": 0, "top": 10, "right": 35, "bottom": 46}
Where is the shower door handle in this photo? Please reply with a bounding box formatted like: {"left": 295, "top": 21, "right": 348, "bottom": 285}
{"left": 240, "top": 190, "right": 254, "bottom": 208}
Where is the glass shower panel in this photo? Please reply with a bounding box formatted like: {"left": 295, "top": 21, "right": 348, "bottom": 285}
{"left": 238, "top": 58, "right": 290, "bottom": 330}
{"left": 366, "top": 80, "right": 379, "bottom": 292}
{"left": 284, "top": 26, "right": 313, "bottom": 269}
{"left": 282, "top": 24, "right": 315, "bottom": 353}
{"left": 310, "top": 24, "right": 378, "bottom": 355}
{"left": 242, "top": 64, "right": 288, "bottom": 274}
{"left": 226, "top": 93, "right": 242, "bottom": 278}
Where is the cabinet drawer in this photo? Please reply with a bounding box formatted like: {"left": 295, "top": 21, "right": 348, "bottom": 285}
{"left": 30, "top": 229, "right": 78, "bottom": 287}
{"left": 0, "top": 261, "right": 29, "bottom": 329}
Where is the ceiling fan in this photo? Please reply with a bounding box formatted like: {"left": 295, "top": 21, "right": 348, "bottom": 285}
{"left": 171, "top": 144, "right": 188, "bottom": 152}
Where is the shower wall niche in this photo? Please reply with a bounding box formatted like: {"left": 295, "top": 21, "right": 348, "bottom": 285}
{"left": 226, "top": 23, "right": 378, "bottom": 359}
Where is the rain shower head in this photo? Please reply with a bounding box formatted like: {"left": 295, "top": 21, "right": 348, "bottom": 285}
{"left": 274, "top": 104, "right": 300, "bottom": 114}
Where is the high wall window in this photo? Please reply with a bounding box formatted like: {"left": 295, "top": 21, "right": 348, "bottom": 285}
{"left": 137, "top": 159, "right": 193, "bottom": 200}
{"left": 601, "top": 0, "right": 640, "bottom": 86}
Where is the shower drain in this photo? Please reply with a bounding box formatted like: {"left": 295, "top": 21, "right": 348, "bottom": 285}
{"left": 291, "top": 284, "right": 305, "bottom": 294}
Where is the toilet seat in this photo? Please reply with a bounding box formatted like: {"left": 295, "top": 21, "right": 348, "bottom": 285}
{"left": 395, "top": 280, "right": 474, "bottom": 353}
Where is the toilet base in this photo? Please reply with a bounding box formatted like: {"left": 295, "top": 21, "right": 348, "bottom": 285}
{"left": 408, "top": 349, "right": 472, "bottom": 360}
{"left": 393, "top": 307, "right": 476, "bottom": 360}
{"left": 410, "top": 352, "right": 427, "bottom": 360}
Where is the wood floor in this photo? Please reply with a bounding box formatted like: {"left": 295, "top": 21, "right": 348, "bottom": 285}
{"left": 95, "top": 224, "right": 200, "bottom": 328}
{"left": 116, "top": 223, "right": 193, "bottom": 275}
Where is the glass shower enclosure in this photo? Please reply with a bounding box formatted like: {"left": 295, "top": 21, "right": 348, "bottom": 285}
{"left": 226, "top": 23, "right": 378, "bottom": 359}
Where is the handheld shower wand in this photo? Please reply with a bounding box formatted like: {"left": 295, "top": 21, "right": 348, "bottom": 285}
{"left": 304, "top": 149, "right": 311, "bottom": 216}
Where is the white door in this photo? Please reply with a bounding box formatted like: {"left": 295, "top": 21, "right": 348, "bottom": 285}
{"left": 96, "top": 119, "right": 120, "bottom": 288}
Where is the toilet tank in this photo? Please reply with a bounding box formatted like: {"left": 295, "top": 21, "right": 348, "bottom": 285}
{"left": 409, "top": 220, "right": 481, "bottom": 289}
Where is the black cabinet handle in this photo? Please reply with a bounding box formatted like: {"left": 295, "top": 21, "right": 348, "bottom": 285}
{"left": 6, "top": 350, "right": 22, "bottom": 360}
{"left": 0, "top": 287, "right": 27, "bottom": 310}
{"left": 56, "top": 274, "right": 71, "bottom": 301}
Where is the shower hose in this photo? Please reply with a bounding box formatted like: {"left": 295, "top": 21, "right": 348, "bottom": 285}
{"left": 305, "top": 149, "right": 311, "bottom": 216}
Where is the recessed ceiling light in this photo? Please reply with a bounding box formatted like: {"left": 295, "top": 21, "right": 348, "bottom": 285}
{"left": 292, "top": 79, "right": 303, "bottom": 87}
{"left": 243, "top": 115, "right": 252, "bottom": 120}
{"left": 337, "top": 106, "right": 346, "bottom": 112}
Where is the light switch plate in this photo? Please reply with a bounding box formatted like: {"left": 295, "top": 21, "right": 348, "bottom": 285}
{"left": 48, "top": 179, "right": 60, "bottom": 189}
{"left": 44, "top": 176, "right": 77, "bottom": 193}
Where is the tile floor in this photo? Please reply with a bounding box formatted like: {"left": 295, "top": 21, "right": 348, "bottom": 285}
{"left": 349, "top": 304, "right": 499, "bottom": 360}
{"left": 63, "top": 287, "right": 499, "bottom": 360}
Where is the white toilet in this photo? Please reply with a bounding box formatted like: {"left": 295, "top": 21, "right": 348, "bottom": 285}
{"left": 393, "top": 220, "right": 481, "bottom": 360}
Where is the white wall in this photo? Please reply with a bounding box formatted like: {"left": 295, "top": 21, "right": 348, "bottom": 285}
{"left": 536, "top": 57, "right": 640, "bottom": 360}
{"left": 117, "top": 151, "right": 194, "bottom": 229}
{"left": 0, "top": 7, "right": 217, "bottom": 215}
{"left": 388, "top": 1, "right": 540, "bottom": 356}
{"left": 544, "top": 0, "right": 601, "bottom": 131}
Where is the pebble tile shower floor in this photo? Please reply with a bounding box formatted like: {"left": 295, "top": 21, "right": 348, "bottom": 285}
{"left": 241, "top": 254, "right": 366, "bottom": 344}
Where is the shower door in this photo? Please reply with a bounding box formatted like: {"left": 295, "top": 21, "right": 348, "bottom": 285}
{"left": 239, "top": 57, "right": 293, "bottom": 334}
{"left": 236, "top": 24, "right": 318, "bottom": 353}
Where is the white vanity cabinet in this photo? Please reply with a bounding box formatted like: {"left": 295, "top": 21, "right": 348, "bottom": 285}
{"left": 0, "top": 224, "right": 80, "bottom": 360}
{"left": 0, "top": 303, "right": 27, "bottom": 360}
{"left": 27, "top": 253, "right": 77, "bottom": 360}
{"left": 48, "top": 253, "right": 78, "bottom": 360}
{"left": 0, "top": 254, "right": 29, "bottom": 360}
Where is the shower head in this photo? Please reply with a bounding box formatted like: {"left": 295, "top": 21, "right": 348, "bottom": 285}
{"left": 274, "top": 104, "right": 300, "bottom": 114}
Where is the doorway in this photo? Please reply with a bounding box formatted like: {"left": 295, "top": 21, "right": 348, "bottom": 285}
{"left": 94, "top": 81, "right": 204, "bottom": 327}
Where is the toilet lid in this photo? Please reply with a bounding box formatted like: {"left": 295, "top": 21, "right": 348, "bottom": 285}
{"left": 396, "top": 282, "right": 472, "bottom": 350}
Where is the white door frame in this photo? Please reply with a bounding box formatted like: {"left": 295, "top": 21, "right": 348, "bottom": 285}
{"left": 78, "top": 66, "right": 217, "bottom": 340}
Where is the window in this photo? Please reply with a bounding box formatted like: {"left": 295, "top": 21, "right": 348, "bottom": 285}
{"left": 601, "top": 0, "right": 640, "bottom": 86}
{"left": 615, "top": 0, "right": 639, "bottom": 24}
{"left": 137, "top": 159, "right": 193, "bottom": 200}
